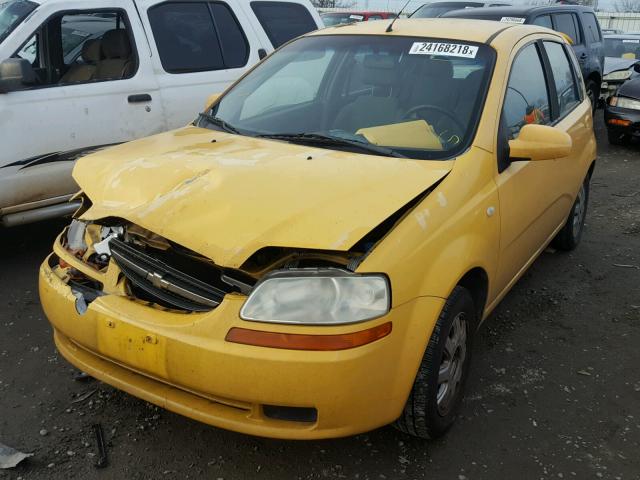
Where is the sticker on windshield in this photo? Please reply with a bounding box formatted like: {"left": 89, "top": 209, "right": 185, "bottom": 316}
{"left": 622, "top": 39, "right": 640, "bottom": 43}
{"left": 500, "top": 17, "right": 526, "bottom": 23}
{"left": 409, "top": 42, "right": 478, "bottom": 58}
{"left": 349, "top": 14, "right": 364, "bottom": 20}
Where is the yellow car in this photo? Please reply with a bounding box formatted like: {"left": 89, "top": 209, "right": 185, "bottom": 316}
{"left": 39, "top": 19, "right": 596, "bottom": 440}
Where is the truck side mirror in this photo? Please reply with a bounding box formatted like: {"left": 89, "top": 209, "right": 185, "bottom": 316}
{"left": 0, "top": 58, "right": 36, "bottom": 93}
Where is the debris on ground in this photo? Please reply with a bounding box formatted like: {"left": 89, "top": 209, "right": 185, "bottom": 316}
{"left": 0, "top": 443, "right": 33, "bottom": 469}
{"left": 93, "top": 424, "right": 108, "bottom": 469}
{"left": 71, "top": 389, "right": 98, "bottom": 404}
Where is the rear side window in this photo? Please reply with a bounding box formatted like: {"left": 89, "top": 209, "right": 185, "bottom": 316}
{"left": 148, "top": 2, "right": 248, "bottom": 74}
{"left": 532, "top": 15, "right": 552, "bottom": 30}
{"left": 553, "top": 13, "right": 580, "bottom": 45}
{"left": 544, "top": 41, "right": 580, "bottom": 118}
{"left": 250, "top": 1, "right": 317, "bottom": 48}
{"left": 582, "top": 12, "right": 601, "bottom": 43}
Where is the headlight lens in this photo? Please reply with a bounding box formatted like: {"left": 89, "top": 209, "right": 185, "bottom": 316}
{"left": 610, "top": 96, "right": 640, "bottom": 110}
{"left": 240, "top": 270, "right": 390, "bottom": 325}
{"left": 604, "top": 70, "right": 632, "bottom": 81}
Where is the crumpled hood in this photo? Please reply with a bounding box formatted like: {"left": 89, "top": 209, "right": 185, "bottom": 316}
{"left": 75, "top": 126, "right": 452, "bottom": 268}
{"left": 604, "top": 56, "right": 639, "bottom": 75}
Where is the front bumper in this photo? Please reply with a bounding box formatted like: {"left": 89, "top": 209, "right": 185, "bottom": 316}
{"left": 604, "top": 104, "right": 640, "bottom": 137}
{"left": 40, "top": 253, "right": 444, "bottom": 439}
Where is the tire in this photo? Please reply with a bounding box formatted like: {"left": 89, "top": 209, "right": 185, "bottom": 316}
{"left": 586, "top": 80, "right": 598, "bottom": 113}
{"left": 607, "top": 129, "right": 629, "bottom": 146}
{"left": 393, "top": 286, "right": 475, "bottom": 439}
{"left": 552, "top": 176, "right": 589, "bottom": 251}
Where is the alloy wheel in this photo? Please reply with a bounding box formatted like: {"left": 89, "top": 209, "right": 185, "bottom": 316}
{"left": 436, "top": 312, "right": 468, "bottom": 416}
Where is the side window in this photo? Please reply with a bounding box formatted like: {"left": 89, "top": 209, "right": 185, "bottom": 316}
{"left": 61, "top": 13, "right": 117, "bottom": 66}
{"left": 239, "top": 48, "right": 334, "bottom": 120}
{"left": 582, "top": 12, "right": 602, "bottom": 43}
{"left": 553, "top": 13, "right": 580, "bottom": 45}
{"left": 532, "top": 15, "right": 552, "bottom": 30}
{"left": 12, "top": 11, "right": 136, "bottom": 88}
{"left": 250, "top": 2, "right": 317, "bottom": 48}
{"left": 147, "top": 2, "right": 248, "bottom": 74}
{"left": 503, "top": 43, "right": 551, "bottom": 139}
{"left": 544, "top": 41, "right": 580, "bottom": 118}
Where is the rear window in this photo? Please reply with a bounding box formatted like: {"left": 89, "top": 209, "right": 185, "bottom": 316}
{"left": 148, "top": 1, "right": 248, "bottom": 73}
{"left": 251, "top": 1, "right": 317, "bottom": 48}
{"left": 582, "top": 12, "right": 602, "bottom": 43}
{"left": 532, "top": 15, "right": 552, "bottom": 29}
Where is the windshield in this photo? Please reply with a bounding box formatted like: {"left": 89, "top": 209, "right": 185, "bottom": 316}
{"left": 322, "top": 13, "right": 363, "bottom": 26}
{"left": 0, "top": 0, "right": 36, "bottom": 45}
{"left": 411, "top": 3, "right": 482, "bottom": 18}
{"left": 604, "top": 37, "right": 640, "bottom": 58}
{"left": 207, "top": 35, "right": 494, "bottom": 160}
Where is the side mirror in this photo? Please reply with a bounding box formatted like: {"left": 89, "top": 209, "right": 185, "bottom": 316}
{"left": 508, "top": 124, "right": 572, "bottom": 161}
{"left": 203, "top": 93, "right": 221, "bottom": 111}
{"left": 0, "top": 58, "right": 36, "bottom": 93}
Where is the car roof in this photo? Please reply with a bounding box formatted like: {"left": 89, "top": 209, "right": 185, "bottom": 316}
{"left": 308, "top": 18, "right": 562, "bottom": 44}
{"left": 443, "top": 4, "right": 594, "bottom": 17}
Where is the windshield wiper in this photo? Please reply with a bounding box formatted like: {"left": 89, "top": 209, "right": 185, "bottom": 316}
{"left": 257, "top": 133, "right": 405, "bottom": 158}
{"left": 197, "top": 112, "right": 240, "bottom": 135}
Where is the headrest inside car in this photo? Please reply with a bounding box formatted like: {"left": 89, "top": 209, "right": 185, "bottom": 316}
{"left": 101, "top": 29, "right": 132, "bottom": 59}
{"left": 82, "top": 39, "right": 102, "bottom": 64}
{"left": 362, "top": 55, "right": 397, "bottom": 86}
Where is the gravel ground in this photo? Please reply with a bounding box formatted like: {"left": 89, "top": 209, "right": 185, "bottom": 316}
{"left": 0, "top": 115, "right": 638, "bottom": 480}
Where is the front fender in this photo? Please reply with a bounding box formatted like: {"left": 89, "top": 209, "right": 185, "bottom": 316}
{"left": 358, "top": 149, "right": 500, "bottom": 312}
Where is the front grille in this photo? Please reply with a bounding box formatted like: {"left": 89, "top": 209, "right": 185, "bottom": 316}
{"left": 110, "top": 238, "right": 232, "bottom": 312}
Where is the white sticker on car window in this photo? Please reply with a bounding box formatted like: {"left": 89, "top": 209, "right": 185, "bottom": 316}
{"left": 622, "top": 39, "right": 640, "bottom": 43}
{"left": 500, "top": 17, "right": 526, "bottom": 23}
{"left": 71, "top": 30, "right": 91, "bottom": 37}
{"left": 349, "top": 14, "right": 364, "bottom": 20}
{"left": 409, "top": 42, "right": 478, "bottom": 58}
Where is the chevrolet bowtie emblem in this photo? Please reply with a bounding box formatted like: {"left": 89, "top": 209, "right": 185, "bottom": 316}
{"left": 146, "top": 271, "right": 169, "bottom": 290}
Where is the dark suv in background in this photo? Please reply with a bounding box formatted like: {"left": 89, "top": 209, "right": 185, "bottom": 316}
{"left": 444, "top": 5, "right": 605, "bottom": 109}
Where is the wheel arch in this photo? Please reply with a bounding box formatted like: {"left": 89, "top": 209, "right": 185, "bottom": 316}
{"left": 455, "top": 267, "right": 489, "bottom": 326}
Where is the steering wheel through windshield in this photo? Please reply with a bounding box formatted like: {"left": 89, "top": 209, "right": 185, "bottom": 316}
{"left": 402, "top": 104, "right": 466, "bottom": 148}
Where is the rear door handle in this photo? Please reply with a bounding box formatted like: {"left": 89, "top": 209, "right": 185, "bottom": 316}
{"left": 128, "top": 94, "right": 152, "bottom": 103}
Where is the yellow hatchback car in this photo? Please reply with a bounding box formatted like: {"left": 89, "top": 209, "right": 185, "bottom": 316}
{"left": 40, "top": 19, "right": 596, "bottom": 440}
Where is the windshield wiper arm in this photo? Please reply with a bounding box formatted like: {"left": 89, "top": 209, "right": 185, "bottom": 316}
{"left": 258, "top": 133, "right": 405, "bottom": 158}
{"left": 197, "top": 112, "right": 240, "bottom": 135}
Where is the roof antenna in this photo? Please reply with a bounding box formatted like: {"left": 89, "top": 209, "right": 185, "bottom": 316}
{"left": 386, "top": 0, "right": 411, "bottom": 32}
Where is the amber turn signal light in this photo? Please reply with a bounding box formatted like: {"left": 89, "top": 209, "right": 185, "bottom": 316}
{"left": 607, "top": 118, "right": 631, "bottom": 127}
{"left": 226, "top": 322, "right": 392, "bottom": 351}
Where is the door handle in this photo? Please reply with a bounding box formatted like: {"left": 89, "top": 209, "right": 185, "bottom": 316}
{"left": 128, "top": 94, "right": 152, "bottom": 103}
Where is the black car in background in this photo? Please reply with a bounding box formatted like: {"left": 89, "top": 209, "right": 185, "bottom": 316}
{"left": 443, "top": 5, "right": 605, "bottom": 109}
{"left": 410, "top": 1, "right": 510, "bottom": 18}
{"left": 605, "top": 75, "right": 640, "bottom": 145}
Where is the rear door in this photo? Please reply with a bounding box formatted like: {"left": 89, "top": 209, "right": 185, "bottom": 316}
{"left": 137, "top": 0, "right": 262, "bottom": 129}
{"left": 581, "top": 11, "right": 604, "bottom": 74}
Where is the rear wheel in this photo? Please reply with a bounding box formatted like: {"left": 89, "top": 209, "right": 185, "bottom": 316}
{"left": 552, "top": 176, "right": 589, "bottom": 251}
{"left": 393, "top": 286, "right": 475, "bottom": 439}
{"left": 607, "top": 129, "right": 629, "bottom": 146}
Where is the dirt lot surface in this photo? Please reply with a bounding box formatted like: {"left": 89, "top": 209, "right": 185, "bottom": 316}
{"left": 1, "top": 116, "right": 639, "bottom": 480}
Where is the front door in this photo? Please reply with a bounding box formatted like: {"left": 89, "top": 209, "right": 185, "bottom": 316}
{"left": 495, "top": 40, "right": 586, "bottom": 292}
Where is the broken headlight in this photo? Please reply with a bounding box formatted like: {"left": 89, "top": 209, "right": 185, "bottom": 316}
{"left": 240, "top": 269, "right": 390, "bottom": 325}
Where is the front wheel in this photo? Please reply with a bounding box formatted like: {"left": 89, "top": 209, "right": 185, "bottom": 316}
{"left": 393, "top": 286, "right": 475, "bottom": 439}
{"left": 552, "top": 176, "right": 589, "bottom": 251}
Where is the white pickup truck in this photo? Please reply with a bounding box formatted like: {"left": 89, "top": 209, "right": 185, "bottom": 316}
{"left": 0, "top": 0, "right": 321, "bottom": 226}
